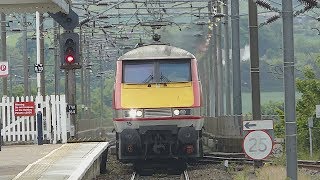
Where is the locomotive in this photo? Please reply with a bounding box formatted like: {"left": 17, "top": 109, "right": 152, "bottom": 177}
{"left": 113, "top": 44, "right": 203, "bottom": 162}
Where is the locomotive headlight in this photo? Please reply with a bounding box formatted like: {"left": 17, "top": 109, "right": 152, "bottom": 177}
{"left": 129, "top": 109, "right": 137, "bottom": 118}
{"left": 173, "top": 109, "right": 192, "bottom": 116}
{"left": 136, "top": 110, "right": 143, "bottom": 117}
{"left": 126, "top": 109, "right": 143, "bottom": 118}
{"left": 173, "top": 109, "right": 180, "bottom": 116}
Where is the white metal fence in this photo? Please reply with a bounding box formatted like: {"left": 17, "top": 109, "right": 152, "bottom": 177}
{"left": 0, "top": 95, "right": 69, "bottom": 144}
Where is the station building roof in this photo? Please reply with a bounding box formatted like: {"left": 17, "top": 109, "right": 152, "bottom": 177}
{"left": 0, "top": 0, "right": 70, "bottom": 14}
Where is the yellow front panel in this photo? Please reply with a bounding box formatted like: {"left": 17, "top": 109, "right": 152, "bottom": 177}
{"left": 121, "top": 82, "right": 194, "bottom": 108}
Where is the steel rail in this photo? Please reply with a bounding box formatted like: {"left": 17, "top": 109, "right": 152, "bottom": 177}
{"left": 183, "top": 170, "right": 190, "bottom": 180}
{"left": 130, "top": 171, "right": 137, "bottom": 180}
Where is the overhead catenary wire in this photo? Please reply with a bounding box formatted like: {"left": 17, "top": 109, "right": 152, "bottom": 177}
{"left": 258, "top": 0, "right": 319, "bottom": 27}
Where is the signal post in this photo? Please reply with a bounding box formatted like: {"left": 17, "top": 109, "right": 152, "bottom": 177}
{"left": 60, "top": 32, "right": 81, "bottom": 138}
{"left": 50, "top": 9, "right": 81, "bottom": 138}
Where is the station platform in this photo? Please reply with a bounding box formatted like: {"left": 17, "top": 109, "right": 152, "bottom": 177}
{"left": 0, "top": 142, "right": 109, "bottom": 180}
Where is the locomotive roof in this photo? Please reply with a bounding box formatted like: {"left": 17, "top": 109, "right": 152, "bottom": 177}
{"left": 119, "top": 45, "right": 195, "bottom": 60}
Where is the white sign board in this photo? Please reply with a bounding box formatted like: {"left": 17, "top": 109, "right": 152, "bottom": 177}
{"left": 243, "top": 130, "right": 273, "bottom": 160}
{"left": 0, "top": 62, "right": 8, "bottom": 77}
{"left": 243, "top": 120, "right": 273, "bottom": 131}
{"left": 316, "top": 105, "right": 320, "bottom": 118}
{"left": 34, "top": 64, "right": 44, "bottom": 73}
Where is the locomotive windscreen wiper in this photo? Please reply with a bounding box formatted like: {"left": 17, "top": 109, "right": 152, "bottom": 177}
{"left": 160, "top": 73, "right": 171, "bottom": 82}
{"left": 142, "top": 74, "right": 154, "bottom": 83}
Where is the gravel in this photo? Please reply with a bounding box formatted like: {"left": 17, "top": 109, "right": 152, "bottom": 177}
{"left": 96, "top": 154, "right": 234, "bottom": 180}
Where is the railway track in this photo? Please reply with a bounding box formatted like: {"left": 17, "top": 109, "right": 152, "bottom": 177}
{"left": 130, "top": 170, "right": 190, "bottom": 180}
{"left": 198, "top": 152, "right": 255, "bottom": 165}
{"left": 201, "top": 153, "right": 320, "bottom": 171}
{"left": 298, "top": 160, "right": 320, "bottom": 171}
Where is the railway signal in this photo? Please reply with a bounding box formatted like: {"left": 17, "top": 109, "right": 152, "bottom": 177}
{"left": 60, "top": 32, "right": 81, "bottom": 69}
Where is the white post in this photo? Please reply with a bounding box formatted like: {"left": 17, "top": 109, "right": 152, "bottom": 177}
{"left": 51, "top": 95, "right": 57, "bottom": 144}
{"left": 45, "top": 95, "right": 51, "bottom": 140}
{"left": 25, "top": 96, "right": 30, "bottom": 141}
{"left": 60, "top": 95, "right": 67, "bottom": 143}
{"left": 309, "top": 127, "right": 312, "bottom": 158}
{"left": 1, "top": 97, "right": 6, "bottom": 142}
{"left": 36, "top": 12, "right": 41, "bottom": 98}
{"left": 308, "top": 117, "right": 313, "bottom": 158}
{"left": 36, "top": 12, "right": 43, "bottom": 145}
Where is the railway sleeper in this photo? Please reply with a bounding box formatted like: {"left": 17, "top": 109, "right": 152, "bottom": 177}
{"left": 133, "top": 159, "right": 187, "bottom": 176}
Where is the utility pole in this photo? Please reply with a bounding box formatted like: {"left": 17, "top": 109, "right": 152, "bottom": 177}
{"left": 36, "top": 11, "right": 41, "bottom": 97}
{"left": 212, "top": 1, "right": 218, "bottom": 117}
{"left": 40, "top": 13, "right": 45, "bottom": 97}
{"left": 84, "top": 40, "right": 89, "bottom": 119}
{"left": 88, "top": 64, "right": 91, "bottom": 119}
{"left": 0, "top": 14, "right": 7, "bottom": 151}
{"left": 230, "top": 0, "right": 242, "bottom": 138}
{"left": 207, "top": 1, "right": 213, "bottom": 117}
{"left": 217, "top": 3, "right": 224, "bottom": 115}
{"left": 223, "top": 0, "right": 231, "bottom": 115}
{"left": 231, "top": 0, "right": 242, "bottom": 117}
{"left": 9, "top": 57, "right": 12, "bottom": 97}
{"left": 80, "top": 26, "right": 84, "bottom": 120}
{"left": 1, "top": 13, "right": 7, "bottom": 97}
{"left": 54, "top": 21, "right": 59, "bottom": 96}
{"left": 0, "top": 12, "right": 6, "bottom": 151}
{"left": 248, "top": 0, "right": 262, "bottom": 168}
{"left": 200, "top": 58, "right": 208, "bottom": 116}
{"left": 282, "top": 0, "right": 297, "bottom": 179}
{"left": 67, "top": 69, "right": 77, "bottom": 138}
{"left": 23, "top": 15, "right": 29, "bottom": 96}
{"left": 248, "top": 0, "right": 261, "bottom": 120}
{"left": 36, "top": 11, "right": 44, "bottom": 145}
{"left": 99, "top": 45, "right": 103, "bottom": 126}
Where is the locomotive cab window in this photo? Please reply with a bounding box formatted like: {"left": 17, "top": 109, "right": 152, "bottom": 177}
{"left": 159, "top": 60, "right": 191, "bottom": 82}
{"left": 122, "top": 59, "right": 191, "bottom": 84}
{"left": 123, "top": 61, "right": 155, "bottom": 84}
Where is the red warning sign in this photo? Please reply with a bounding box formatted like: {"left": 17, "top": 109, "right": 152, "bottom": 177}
{"left": 0, "top": 62, "right": 8, "bottom": 77}
{"left": 14, "top": 102, "right": 35, "bottom": 116}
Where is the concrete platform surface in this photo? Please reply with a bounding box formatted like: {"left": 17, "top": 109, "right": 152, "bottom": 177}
{"left": 0, "top": 144, "right": 63, "bottom": 180}
{"left": 11, "top": 142, "right": 109, "bottom": 180}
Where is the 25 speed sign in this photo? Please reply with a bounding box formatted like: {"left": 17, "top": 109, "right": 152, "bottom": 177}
{"left": 243, "top": 130, "right": 273, "bottom": 160}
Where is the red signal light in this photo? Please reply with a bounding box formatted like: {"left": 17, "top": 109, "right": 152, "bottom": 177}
{"left": 66, "top": 55, "right": 75, "bottom": 63}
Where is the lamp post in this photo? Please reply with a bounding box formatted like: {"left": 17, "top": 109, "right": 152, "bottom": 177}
{"left": 1, "top": 13, "right": 7, "bottom": 97}
{"left": 0, "top": 13, "right": 7, "bottom": 151}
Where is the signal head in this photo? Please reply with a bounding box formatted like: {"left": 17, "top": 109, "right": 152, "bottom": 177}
{"left": 66, "top": 55, "right": 75, "bottom": 63}
{"left": 60, "top": 32, "right": 81, "bottom": 69}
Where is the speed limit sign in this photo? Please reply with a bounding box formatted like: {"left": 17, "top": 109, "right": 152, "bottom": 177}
{"left": 243, "top": 130, "right": 273, "bottom": 160}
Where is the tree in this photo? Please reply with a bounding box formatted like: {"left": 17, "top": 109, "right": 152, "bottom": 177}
{"left": 261, "top": 101, "right": 284, "bottom": 138}
{"left": 296, "top": 57, "right": 320, "bottom": 153}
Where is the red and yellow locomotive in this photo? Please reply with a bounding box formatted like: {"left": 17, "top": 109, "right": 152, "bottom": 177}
{"left": 113, "top": 44, "right": 203, "bottom": 161}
